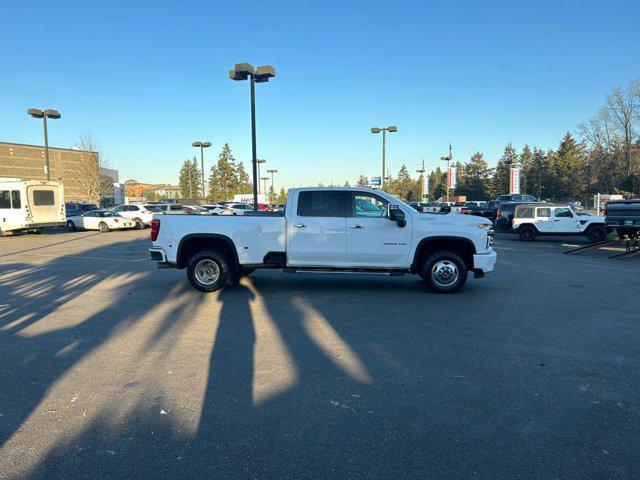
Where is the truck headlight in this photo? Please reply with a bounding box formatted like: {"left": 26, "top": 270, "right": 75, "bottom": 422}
{"left": 477, "top": 223, "right": 492, "bottom": 230}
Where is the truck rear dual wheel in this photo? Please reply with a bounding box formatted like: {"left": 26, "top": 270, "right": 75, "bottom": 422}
{"left": 421, "top": 250, "right": 468, "bottom": 294}
{"left": 187, "top": 250, "right": 232, "bottom": 292}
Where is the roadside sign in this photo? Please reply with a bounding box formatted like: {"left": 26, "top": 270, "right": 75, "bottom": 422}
{"left": 509, "top": 163, "right": 521, "bottom": 195}
{"left": 422, "top": 176, "right": 429, "bottom": 196}
{"left": 447, "top": 166, "right": 457, "bottom": 189}
{"left": 367, "top": 176, "right": 382, "bottom": 189}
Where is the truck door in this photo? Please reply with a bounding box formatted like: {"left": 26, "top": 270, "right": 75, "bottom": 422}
{"left": 551, "top": 207, "right": 580, "bottom": 232}
{"left": 287, "top": 191, "right": 347, "bottom": 266}
{"left": 345, "top": 191, "right": 412, "bottom": 268}
{"left": 534, "top": 207, "right": 553, "bottom": 232}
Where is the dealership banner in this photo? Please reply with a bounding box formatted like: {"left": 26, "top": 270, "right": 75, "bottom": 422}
{"left": 509, "top": 163, "right": 521, "bottom": 195}
{"left": 422, "top": 175, "right": 429, "bottom": 196}
{"left": 447, "top": 166, "right": 457, "bottom": 189}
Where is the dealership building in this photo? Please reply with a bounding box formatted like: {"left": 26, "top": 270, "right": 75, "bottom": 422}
{"left": 0, "top": 141, "right": 103, "bottom": 202}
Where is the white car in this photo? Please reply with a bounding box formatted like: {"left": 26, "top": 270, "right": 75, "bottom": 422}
{"left": 512, "top": 204, "right": 609, "bottom": 243}
{"left": 111, "top": 204, "right": 155, "bottom": 228}
{"left": 66, "top": 210, "right": 134, "bottom": 232}
{"left": 201, "top": 204, "right": 231, "bottom": 215}
{"left": 224, "top": 203, "right": 256, "bottom": 215}
{"left": 149, "top": 187, "right": 497, "bottom": 294}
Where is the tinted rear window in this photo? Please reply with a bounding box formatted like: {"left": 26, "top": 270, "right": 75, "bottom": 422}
{"left": 516, "top": 206, "right": 534, "bottom": 218}
{"left": 0, "top": 191, "right": 10, "bottom": 209}
{"left": 297, "top": 191, "right": 346, "bottom": 217}
{"left": 33, "top": 190, "right": 55, "bottom": 206}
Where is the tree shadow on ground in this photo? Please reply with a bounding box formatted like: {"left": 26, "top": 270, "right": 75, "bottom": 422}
{"left": 5, "top": 265, "right": 639, "bottom": 479}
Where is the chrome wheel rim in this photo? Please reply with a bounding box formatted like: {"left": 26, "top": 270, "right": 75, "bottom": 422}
{"left": 431, "top": 260, "right": 459, "bottom": 288}
{"left": 195, "top": 259, "right": 220, "bottom": 285}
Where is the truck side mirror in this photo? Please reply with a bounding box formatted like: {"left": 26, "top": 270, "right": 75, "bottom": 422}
{"left": 388, "top": 204, "right": 406, "bottom": 228}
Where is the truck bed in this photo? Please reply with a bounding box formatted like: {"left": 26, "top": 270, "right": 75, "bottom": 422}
{"left": 154, "top": 214, "right": 286, "bottom": 265}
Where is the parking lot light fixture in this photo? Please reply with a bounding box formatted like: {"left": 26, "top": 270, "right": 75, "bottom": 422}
{"left": 28, "top": 108, "right": 61, "bottom": 181}
{"left": 192, "top": 141, "right": 212, "bottom": 199}
{"left": 229, "top": 62, "right": 276, "bottom": 211}
{"left": 371, "top": 125, "right": 397, "bottom": 190}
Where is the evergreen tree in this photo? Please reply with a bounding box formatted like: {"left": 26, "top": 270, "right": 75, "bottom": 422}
{"left": 277, "top": 187, "right": 287, "bottom": 203}
{"left": 493, "top": 143, "right": 517, "bottom": 195}
{"left": 460, "top": 152, "right": 492, "bottom": 200}
{"left": 208, "top": 143, "right": 237, "bottom": 201}
{"left": 529, "top": 147, "right": 547, "bottom": 199}
{"left": 428, "top": 167, "right": 447, "bottom": 201}
{"left": 179, "top": 158, "right": 201, "bottom": 198}
{"left": 356, "top": 175, "right": 367, "bottom": 188}
{"left": 236, "top": 161, "right": 252, "bottom": 193}
{"left": 268, "top": 184, "right": 276, "bottom": 204}
{"left": 387, "top": 164, "right": 419, "bottom": 201}
{"left": 519, "top": 145, "right": 533, "bottom": 195}
{"left": 554, "top": 132, "right": 585, "bottom": 199}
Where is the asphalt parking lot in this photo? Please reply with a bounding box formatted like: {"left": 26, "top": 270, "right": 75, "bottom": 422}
{"left": 0, "top": 229, "right": 638, "bottom": 479}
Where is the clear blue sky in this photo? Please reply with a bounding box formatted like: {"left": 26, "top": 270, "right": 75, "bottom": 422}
{"left": 1, "top": 0, "right": 639, "bottom": 191}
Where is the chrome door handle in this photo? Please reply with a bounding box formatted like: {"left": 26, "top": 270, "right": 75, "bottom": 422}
{"left": 293, "top": 224, "right": 306, "bottom": 228}
{"left": 349, "top": 225, "right": 364, "bottom": 229}
{"left": 553, "top": 220, "right": 560, "bottom": 222}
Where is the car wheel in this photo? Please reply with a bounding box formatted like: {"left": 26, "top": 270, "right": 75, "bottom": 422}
{"left": 66, "top": 221, "right": 76, "bottom": 231}
{"left": 586, "top": 225, "right": 607, "bottom": 243}
{"left": 187, "top": 250, "right": 231, "bottom": 292}
{"left": 518, "top": 225, "right": 537, "bottom": 242}
{"left": 421, "top": 250, "right": 468, "bottom": 294}
{"left": 134, "top": 218, "right": 144, "bottom": 230}
{"left": 99, "top": 222, "right": 109, "bottom": 233}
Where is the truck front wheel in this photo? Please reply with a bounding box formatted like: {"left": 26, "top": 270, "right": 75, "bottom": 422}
{"left": 421, "top": 250, "right": 468, "bottom": 294}
{"left": 187, "top": 250, "right": 231, "bottom": 292}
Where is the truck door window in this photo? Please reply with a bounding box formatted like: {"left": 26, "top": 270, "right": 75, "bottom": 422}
{"left": 0, "top": 191, "right": 10, "bottom": 209}
{"left": 33, "top": 190, "right": 55, "bottom": 206}
{"left": 353, "top": 194, "right": 388, "bottom": 218}
{"left": 297, "top": 191, "right": 346, "bottom": 217}
{"left": 554, "top": 208, "right": 572, "bottom": 218}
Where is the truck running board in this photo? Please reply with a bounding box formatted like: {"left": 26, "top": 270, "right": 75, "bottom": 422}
{"left": 283, "top": 267, "right": 407, "bottom": 276}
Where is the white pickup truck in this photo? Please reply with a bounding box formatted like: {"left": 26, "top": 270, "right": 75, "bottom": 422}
{"left": 149, "top": 187, "right": 497, "bottom": 293}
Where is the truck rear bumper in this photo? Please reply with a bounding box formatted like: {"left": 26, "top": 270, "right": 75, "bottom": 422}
{"left": 149, "top": 247, "right": 175, "bottom": 268}
{"left": 473, "top": 251, "right": 497, "bottom": 274}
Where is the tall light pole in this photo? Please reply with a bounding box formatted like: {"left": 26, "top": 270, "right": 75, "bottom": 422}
{"left": 416, "top": 159, "right": 426, "bottom": 202}
{"left": 267, "top": 168, "right": 278, "bottom": 201}
{"left": 260, "top": 177, "right": 269, "bottom": 197}
{"left": 28, "top": 108, "right": 61, "bottom": 181}
{"left": 440, "top": 144, "right": 453, "bottom": 203}
{"left": 229, "top": 63, "right": 276, "bottom": 210}
{"left": 192, "top": 141, "right": 211, "bottom": 199}
{"left": 257, "top": 158, "right": 266, "bottom": 194}
{"left": 371, "top": 125, "right": 397, "bottom": 190}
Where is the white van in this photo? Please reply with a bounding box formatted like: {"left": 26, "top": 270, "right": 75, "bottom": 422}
{"left": 0, "top": 178, "right": 66, "bottom": 234}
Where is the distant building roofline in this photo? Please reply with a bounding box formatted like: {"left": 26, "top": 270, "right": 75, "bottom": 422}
{"left": 0, "top": 140, "right": 97, "bottom": 154}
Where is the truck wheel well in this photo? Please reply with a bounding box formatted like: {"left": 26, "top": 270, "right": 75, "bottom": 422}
{"left": 177, "top": 235, "right": 239, "bottom": 270}
{"left": 517, "top": 223, "right": 538, "bottom": 231}
{"left": 412, "top": 237, "right": 475, "bottom": 273}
